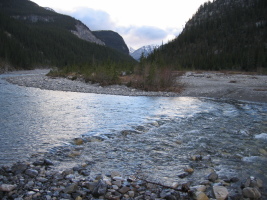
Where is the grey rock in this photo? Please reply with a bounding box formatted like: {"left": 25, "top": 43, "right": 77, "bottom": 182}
{"left": 207, "top": 172, "right": 218, "bottom": 182}
{"left": 0, "top": 184, "right": 17, "bottom": 192}
{"left": 25, "top": 169, "right": 39, "bottom": 178}
{"left": 251, "top": 178, "right": 263, "bottom": 188}
{"left": 33, "top": 160, "right": 44, "bottom": 166}
{"left": 178, "top": 172, "right": 189, "bottom": 179}
{"left": 230, "top": 177, "right": 239, "bottom": 183}
{"left": 119, "top": 186, "right": 130, "bottom": 194}
{"left": 165, "top": 194, "right": 177, "bottom": 200}
{"left": 44, "top": 159, "right": 54, "bottom": 166}
{"left": 63, "top": 183, "right": 78, "bottom": 194}
{"left": 92, "top": 180, "right": 107, "bottom": 197}
{"left": 194, "top": 191, "right": 209, "bottom": 200}
{"left": 242, "top": 187, "right": 261, "bottom": 199}
{"left": 11, "top": 162, "right": 28, "bottom": 175}
{"left": 213, "top": 186, "right": 229, "bottom": 200}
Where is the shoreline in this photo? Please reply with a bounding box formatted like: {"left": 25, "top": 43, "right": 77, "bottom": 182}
{"left": 2, "top": 69, "right": 267, "bottom": 103}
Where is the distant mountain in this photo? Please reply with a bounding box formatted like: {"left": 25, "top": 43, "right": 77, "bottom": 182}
{"left": 128, "top": 47, "right": 136, "bottom": 54}
{"left": 147, "top": 0, "right": 267, "bottom": 72}
{"left": 93, "top": 30, "right": 129, "bottom": 55}
{"left": 130, "top": 45, "right": 159, "bottom": 61}
{"left": 0, "top": 0, "right": 135, "bottom": 70}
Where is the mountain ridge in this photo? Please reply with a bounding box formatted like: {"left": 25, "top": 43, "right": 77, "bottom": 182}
{"left": 0, "top": 0, "right": 135, "bottom": 70}
{"left": 130, "top": 44, "right": 159, "bottom": 61}
{"left": 146, "top": 0, "right": 267, "bottom": 72}
{"left": 92, "top": 30, "right": 129, "bottom": 55}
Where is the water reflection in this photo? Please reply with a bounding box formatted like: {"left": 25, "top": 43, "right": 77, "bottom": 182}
{"left": 0, "top": 76, "right": 217, "bottom": 165}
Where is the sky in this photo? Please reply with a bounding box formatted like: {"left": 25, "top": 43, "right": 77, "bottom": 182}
{"left": 31, "top": 0, "right": 209, "bottom": 50}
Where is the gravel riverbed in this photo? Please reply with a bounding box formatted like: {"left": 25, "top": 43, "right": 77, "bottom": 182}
{"left": 3, "top": 69, "right": 267, "bottom": 102}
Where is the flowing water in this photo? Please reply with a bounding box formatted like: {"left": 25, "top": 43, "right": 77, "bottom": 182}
{"left": 0, "top": 71, "right": 267, "bottom": 195}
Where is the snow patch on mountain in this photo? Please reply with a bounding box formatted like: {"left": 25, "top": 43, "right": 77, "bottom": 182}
{"left": 130, "top": 45, "right": 159, "bottom": 61}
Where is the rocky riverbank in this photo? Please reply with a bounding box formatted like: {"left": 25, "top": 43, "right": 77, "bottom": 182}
{"left": 0, "top": 159, "right": 264, "bottom": 200}
{"left": 3, "top": 69, "right": 267, "bottom": 102}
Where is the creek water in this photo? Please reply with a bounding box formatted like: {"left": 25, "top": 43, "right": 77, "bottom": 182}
{"left": 0, "top": 72, "right": 266, "bottom": 195}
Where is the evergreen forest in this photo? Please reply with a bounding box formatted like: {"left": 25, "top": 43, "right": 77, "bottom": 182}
{"left": 146, "top": 0, "right": 267, "bottom": 72}
{"left": 0, "top": 0, "right": 135, "bottom": 71}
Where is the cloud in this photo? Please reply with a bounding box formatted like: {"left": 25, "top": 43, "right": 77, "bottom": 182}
{"left": 116, "top": 26, "right": 181, "bottom": 49}
{"left": 62, "top": 7, "right": 116, "bottom": 30}
{"left": 58, "top": 7, "right": 181, "bottom": 49}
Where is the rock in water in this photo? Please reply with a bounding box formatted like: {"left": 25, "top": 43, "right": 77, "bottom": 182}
{"left": 73, "top": 138, "right": 84, "bottom": 145}
{"left": 213, "top": 186, "right": 229, "bottom": 200}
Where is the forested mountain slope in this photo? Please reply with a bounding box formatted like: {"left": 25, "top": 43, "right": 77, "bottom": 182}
{"left": 147, "top": 0, "right": 267, "bottom": 72}
{"left": 93, "top": 30, "right": 129, "bottom": 55}
{"left": 0, "top": 0, "right": 135, "bottom": 70}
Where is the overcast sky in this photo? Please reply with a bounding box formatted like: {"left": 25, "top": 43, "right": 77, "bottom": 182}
{"left": 31, "top": 0, "right": 208, "bottom": 49}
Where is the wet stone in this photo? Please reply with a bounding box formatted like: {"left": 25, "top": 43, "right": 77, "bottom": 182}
{"left": 119, "top": 186, "right": 130, "bottom": 194}
{"left": 73, "top": 138, "right": 84, "bottom": 145}
{"left": 63, "top": 183, "right": 78, "bottom": 194}
{"left": 242, "top": 187, "right": 261, "bottom": 199}
{"left": 92, "top": 180, "right": 107, "bottom": 197}
{"left": 207, "top": 172, "right": 218, "bottom": 182}
{"left": 11, "top": 162, "right": 28, "bottom": 175}
{"left": 0, "top": 184, "right": 17, "bottom": 192}
{"left": 44, "top": 159, "right": 54, "bottom": 166}
{"left": 195, "top": 191, "right": 209, "bottom": 200}
{"left": 25, "top": 169, "right": 38, "bottom": 178}
{"left": 178, "top": 172, "right": 189, "bottom": 179}
{"left": 213, "top": 186, "right": 229, "bottom": 200}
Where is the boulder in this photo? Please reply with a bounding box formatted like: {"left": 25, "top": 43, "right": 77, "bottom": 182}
{"left": 0, "top": 184, "right": 17, "bottom": 192}
{"left": 195, "top": 191, "right": 209, "bottom": 200}
{"left": 213, "top": 186, "right": 229, "bottom": 200}
{"left": 242, "top": 187, "right": 261, "bottom": 199}
{"left": 207, "top": 172, "right": 218, "bottom": 182}
{"left": 63, "top": 183, "right": 78, "bottom": 194}
{"left": 92, "top": 180, "right": 107, "bottom": 197}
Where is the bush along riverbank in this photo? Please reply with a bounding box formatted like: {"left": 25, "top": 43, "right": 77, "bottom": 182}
{"left": 0, "top": 158, "right": 264, "bottom": 200}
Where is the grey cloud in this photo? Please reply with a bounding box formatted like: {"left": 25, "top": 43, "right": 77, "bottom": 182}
{"left": 66, "top": 7, "right": 116, "bottom": 30}
{"left": 132, "top": 26, "right": 168, "bottom": 39}
{"left": 118, "top": 25, "right": 168, "bottom": 40}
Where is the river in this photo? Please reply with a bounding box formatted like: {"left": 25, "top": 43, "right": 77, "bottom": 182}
{"left": 0, "top": 71, "right": 266, "bottom": 195}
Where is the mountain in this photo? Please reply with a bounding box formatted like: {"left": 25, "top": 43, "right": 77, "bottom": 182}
{"left": 0, "top": 0, "right": 135, "bottom": 70}
{"left": 130, "top": 45, "right": 159, "bottom": 61}
{"left": 128, "top": 47, "right": 136, "bottom": 54}
{"left": 93, "top": 30, "right": 129, "bottom": 55}
{"left": 146, "top": 0, "right": 267, "bottom": 72}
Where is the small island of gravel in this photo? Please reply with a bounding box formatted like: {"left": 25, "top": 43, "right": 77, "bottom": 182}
{"left": 3, "top": 69, "right": 267, "bottom": 103}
